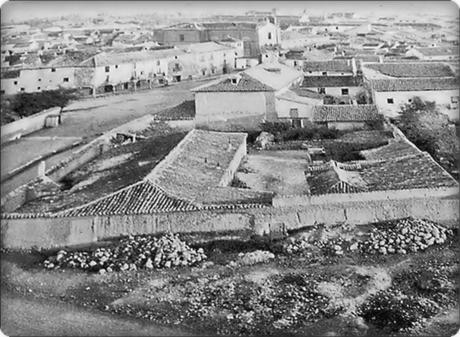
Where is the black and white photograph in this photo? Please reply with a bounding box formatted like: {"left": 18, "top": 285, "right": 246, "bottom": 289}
{"left": 0, "top": 1, "right": 459, "bottom": 336}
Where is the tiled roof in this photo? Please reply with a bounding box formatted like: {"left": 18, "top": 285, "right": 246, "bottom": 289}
{"left": 302, "top": 75, "right": 363, "bottom": 88}
{"left": 364, "top": 63, "right": 455, "bottom": 78}
{"left": 313, "top": 105, "right": 380, "bottom": 122}
{"left": 334, "top": 55, "right": 380, "bottom": 62}
{"left": 192, "top": 72, "right": 275, "bottom": 92}
{"left": 307, "top": 151, "right": 458, "bottom": 195}
{"left": 414, "top": 47, "right": 458, "bottom": 57}
{"left": 182, "top": 41, "right": 233, "bottom": 54}
{"left": 303, "top": 60, "right": 353, "bottom": 73}
{"left": 360, "top": 152, "right": 458, "bottom": 191}
{"left": 370, "top": 77, "right": 459, "bottom": 91}
{"left": 244, "top": 63, "right": 303, "bottom": 91}
{"left": 145, "top": 129, "right": 270, "bottom": 205}
{"left": 360, "top": 140, "right": 421, "bottom": 160}
{"left": 56, "top": 180, "right": 199, "bottom": 217}
{"left": 92, "top": 48, "right": 187, "bottom": 66}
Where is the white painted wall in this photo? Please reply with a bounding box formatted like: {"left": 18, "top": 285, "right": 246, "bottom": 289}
{"left": 257, "top": 22, "right": 280, "bottom": 46}
{"left": 1, "top": 67, "right": 76, "bottom": 94}
{"left": 374, "top": 89, "right": 459, "bottom": 117}
{"left": 275, "top": 97, "right": 318, "bottom": 119}
{"left": 303, "top": 85, "right": 362, "bottom": 97}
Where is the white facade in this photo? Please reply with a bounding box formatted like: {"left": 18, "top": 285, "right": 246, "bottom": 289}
{"left": 257, "top": 21, "right": 281, "bottom": 47}
{"left": 374, "top": 90, "right": 460, "bottom": 117}
{"left": 235, "top": 57, "right": 260, "bottom": 70}
{"left": 1, "top": 67, "right": 76, "bottom": 95}
{"left": 405, "top": 49, "right": 459, "bottom": 61}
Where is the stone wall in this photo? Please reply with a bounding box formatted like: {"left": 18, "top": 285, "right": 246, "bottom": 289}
{"left": 1, "top": 107, "right": 61, "bottom": 143}
{"left": 2, "top": 194, "right": 458, "bottom": 249}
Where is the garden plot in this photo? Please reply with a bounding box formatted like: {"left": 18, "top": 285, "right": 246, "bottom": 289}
{"left": 236, "top": 150, "right": 310, "bottom": 195}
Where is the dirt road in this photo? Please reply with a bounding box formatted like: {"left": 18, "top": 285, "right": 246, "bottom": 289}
{"left": 0, "top": 292, "right": 193, "bottom": 336}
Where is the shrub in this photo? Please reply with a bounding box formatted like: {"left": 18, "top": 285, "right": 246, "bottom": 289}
{"left": 259, "top": 121, "right": 291, "bottom": 135}
{"left": 231, "top": 176, "right": 249, "bottom": 189}
{"left": 359, "top": 289, "right": 438, "bottom": 332}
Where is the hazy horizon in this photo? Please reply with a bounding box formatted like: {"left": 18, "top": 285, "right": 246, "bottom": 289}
{"left": 1, "top": 1, "right": 458, "bottom": 23}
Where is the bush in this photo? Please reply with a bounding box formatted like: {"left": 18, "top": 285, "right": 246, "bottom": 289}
{"left": 259, "top": 121, "right": 291, "bottom": 135}
{"left": 359, "top": 289, "right": 438, "bottom": 332}
{"left": 1, "top": 88, "right": 78, "bottom": 125}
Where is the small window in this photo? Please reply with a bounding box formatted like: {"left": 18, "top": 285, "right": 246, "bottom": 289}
{"left": 115, "top": 65, "right": 118, "bottom": 69}
{"left": 38, "top": 78, "right": 42, "bottom": 82}
{"left": 309, "top": 71, "right": 312, "bottom": 73}
{"left": 387, "top": 98, "right": 394, "bottom": 104}
{"left": 37, "top": 87, "right": 41, "bottom": 90}
{"left": 341, "top": 88, "right": 349, "bottom": 95}
{"left": 268, "top": 32, "right": 272, "bottom": 40}
{"left": 179, "top": 34, "right": 185, "bottom": 42}
{"left": 451, "top": 96, "right": 458, "bottom": 103}
{"left": 20, "top": 88, "right": 25, "bottom": 91}
{"left": 291, "top": 119, "right": 301, "bottom": 128}
{"left": 14, "top": 81, "right": 18, "bottom": 85}
{"left": 63, "top": 77, "right": 69, "bottom": 82}
{"left": 174, "top": 55, "right": 178, "bottom": 59}
{"left": 51, "top": 68, "right": 56, "bottom": 72}
{"left": 318, "top": 87, "right": 326, "bottom": 94}
{"left": 105, "top": 66, "right": 110, "bottom": 72}
{"left": 157, "top": 60, "right": 160, "bottom": 66}
{"left": 293, "top": 61, "right": 297, "bottom": 66}
{"left": 408, "top": 99, "right": 412, "bottom": 102}
{"left": 140, "top": 71, "right": 144, "bottom": 75}
{"left": 265, "top": 54, "right": 268, "bottom": 58}
{"left": 235, "top": 52, "right": 238, "bottom": 56}
{"left": 0, "top": 90, "right": 5, "bottom": 94}
{"left": 322, "top": 71, "right": 327, "bottom": 76}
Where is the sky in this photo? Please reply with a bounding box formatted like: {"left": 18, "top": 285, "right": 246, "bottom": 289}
{"left": 1, "top": 0, "right": 458, "bottom": 22}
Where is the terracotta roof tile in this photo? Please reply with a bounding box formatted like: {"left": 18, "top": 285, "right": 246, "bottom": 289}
{"left": 370, "top": 77, "right": 459, "bottom": 91}
{"left": 303, "top": 60, "right": 353, "bottom": 73}
{"left": 302, "top": 75, "right": 363, "bottom": 88}
{"left": 313, "top": 105, "right": 380, "bottom": 122}
{"left": 365, "top": 62, "right": 455, "bottom": 78}
{"left": 192, "top": 73, "right": 275, "bottom": 92}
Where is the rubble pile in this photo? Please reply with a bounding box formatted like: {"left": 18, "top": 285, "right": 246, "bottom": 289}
{"left": 361, "top": 218, "right": 452, "bottom": 255}
{"left": 237, "top": 250, "right": 275, "bottom": 265}
{"left": 282, "top": 218, "right": 452, "bottom": 257}
{"left": 43, "top": 233, "right": 206, "bottom": 273}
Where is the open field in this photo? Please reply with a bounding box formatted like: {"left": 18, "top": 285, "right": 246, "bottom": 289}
{"left": 1, "top": 219, "right": 458, "bottom": 336}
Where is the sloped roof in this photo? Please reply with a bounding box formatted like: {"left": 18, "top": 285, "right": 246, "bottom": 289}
{"left": 307, "top": 150, "right": 458, "bottom": 195}
{"left": 360, "top": 140, "right": 421, "bottom": 160}
{"left": 244, "top": 63, "right": 303, "bottom": 91}
{"left": 303, "top": 60, "right": 353, "bottom": 73}
{"left": 1, "top": 69, "right": 20, "bottom": 79}
{"left": 364, "top": 62, "right": 455, "bottom": 78}
{"left": 182, "top": 41, "right": 233, "bottom": 54}
{"left": 57, "top": 180, "right": 198, "bottom": 217}
{"left": 145, "top": 129, "right": 270, "bottom": 206}
{"left": 91, "top": 48, "right": 187, "bottom": 66}
{"left": 370, "top": 77, "right": 459, "bottom": 91}
{"left": 276, "top": 89, "right": 323, "bottom": 103}
{"left": 414, "top": 47, "right": 458, "bottom": 56}
{"left": 191, "top": 72, "right": 275, "bottom": 92}
{"left": 313, "top": 105, "right": 380, "bottom": 122}
{"left": 302, "top": 75, "right": 363, "bottom": 88}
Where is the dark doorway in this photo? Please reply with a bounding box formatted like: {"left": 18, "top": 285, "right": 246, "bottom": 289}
{"left": 104, "top": 85, "right": 113, "bottom": 93}
{"left": 173, "top": 75, "right": 181, "bottom": 82}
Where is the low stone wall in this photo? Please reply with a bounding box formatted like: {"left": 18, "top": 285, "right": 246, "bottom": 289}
{"left": 1, "top": 107, "right": 61, "bottom": 143}
{"left": 273, "top": 187, "right": 459, "bottom": 207}
{"left": 2, "top": 195, "right": 458, "bottom": 249}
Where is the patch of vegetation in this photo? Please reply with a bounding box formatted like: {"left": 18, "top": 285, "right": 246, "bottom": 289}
{"left": 394, "top": 96, "right": 459, "bottom": 179}
{"left": 359, "top": 288, "right": 439, "bottom": 332}
{"left": 260, "top": 121, "right": 342, "bottom": 142}
{"left": 1, "top": 88, "right": 78, "bottom": 125}
{"left": 155, "top": 100, "right": 195, "bottom": 120}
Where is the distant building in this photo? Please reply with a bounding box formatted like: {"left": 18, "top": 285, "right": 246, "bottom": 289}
{"left": 301, "top": 75, "right": 364, "bottom": 98}
{"left": 405, "top": 47, "right": 459, "bottom": 61}
{"left": 153, "top": 19, "right": 280, "bottom": 57}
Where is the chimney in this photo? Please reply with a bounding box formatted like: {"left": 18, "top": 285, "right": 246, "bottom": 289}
{"left": 351, "top": 57, "right": 357, "bottom": 76}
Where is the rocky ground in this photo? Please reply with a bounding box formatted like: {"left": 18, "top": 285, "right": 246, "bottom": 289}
{"left": 1, "top": 218, "right": 459, "bottom": 336}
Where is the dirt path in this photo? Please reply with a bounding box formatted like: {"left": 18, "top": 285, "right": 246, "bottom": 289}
{"left": 1, "top": 292, "right": 193, "bottom": 336}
